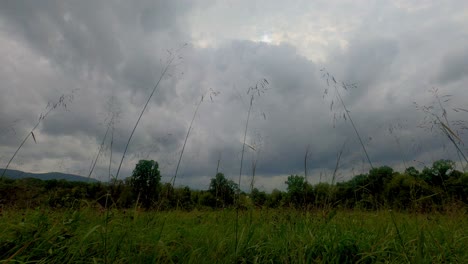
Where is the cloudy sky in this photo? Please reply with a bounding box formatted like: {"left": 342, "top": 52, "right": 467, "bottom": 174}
{"left": 1, "top": 0, "right": 467, "bottom": 191}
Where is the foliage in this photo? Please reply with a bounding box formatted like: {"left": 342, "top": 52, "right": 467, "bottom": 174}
{"left": 422, "top": 159, "right": 455, "bottom": 187}
{"left": 0, "top": 159, "right": 467, "bottom": 212}
{"left": 0, "top": 209, "right": 467, "bottom": 263}
{"left": 285, "top": 175, "right": 307, "bottom": 207}
{"left": 208, "top": 173, "right": 238, "bottom": 208}
{"left": 250, "top": 188, "right": 267, "bottom": 207}
{"left": 130, "top": 160, "right": 161, "bottom": 209}
{"left": 265, "top": 189, "right": 283, "bottom": 208}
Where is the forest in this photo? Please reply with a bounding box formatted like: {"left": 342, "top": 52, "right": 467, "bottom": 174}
{"left": 1, "top": 158, "right": 467, "bottom": 211}
{"left": 1, "top": 159, "right": 467, "bottom": 263}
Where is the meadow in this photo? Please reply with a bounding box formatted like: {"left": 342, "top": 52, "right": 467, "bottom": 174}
{"left": 1, "top": 207, "right": 467, "bottom": 263}
{"left": 1, "top": 42, "right": 467, "bottom": 264}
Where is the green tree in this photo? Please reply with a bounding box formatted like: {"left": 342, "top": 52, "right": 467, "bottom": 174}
{"left": 420, "top": 159, "right": 455, "bottom": 188}
{"left": 384, "top": 173, "right": 434, "bottom": 211}
{"left": 251, "top": 188, "right": 267, "bottom": 207}
{"left": 405, "top": 166, "right": 420, "bottom": 177}
{"left": 432, "top": 159, "right": 455, "bottom": 187}
{"left": 130, "top": 160, "right": 161, "bottom": 209}
{"left": 159, "top": 182, "right": 175, "bottom": 209}
{"left": 285, "top": 175, "right": 307, "bottom": 207}
{"left": 266, "top": 189, "right": 283, "bottom": 208}
{"left": 449, "top": 172, "right": 468, "bottom": 203}
{"left": 199, "top": 191, "right": 216, "bottom": 208}
{"left": 177, "top": 186, "right": 194, "bottom": 211}
{"left": 368, "top": 166, "right": 394, "bottom": 192}
{"left": 367, "top": 166, "right": 394, "bottom": 207}
{"left": 314, "top": 182, "right": 332, "bottom": 208}
{"left": 209, "top": 173, "right": 238, "bottom": 207}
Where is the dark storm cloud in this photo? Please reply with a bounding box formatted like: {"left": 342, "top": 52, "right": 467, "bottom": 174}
{"left": 0, "top": 1, "right": 467, "bottom": 189}
{"left": 0, "top": 1, "right": 120, "bottom": 74}
{"left": 341, "top": 38, "right": 399, "bottom": 103}
{"left": 437, "top": 48, "right": 468, "bottom": 85}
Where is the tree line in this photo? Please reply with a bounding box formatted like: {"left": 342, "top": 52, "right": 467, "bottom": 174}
{"left": 1, "top": 159, "right": 467, "bottom": 212}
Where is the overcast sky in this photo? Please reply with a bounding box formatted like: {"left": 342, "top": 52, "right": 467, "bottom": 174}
{"left": 1, "top": 0, "right": 467, "bottom": 191}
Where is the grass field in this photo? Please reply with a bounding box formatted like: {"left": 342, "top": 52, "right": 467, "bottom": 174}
{"left": 1, "top": 208, "right": 467, "bottom": 263}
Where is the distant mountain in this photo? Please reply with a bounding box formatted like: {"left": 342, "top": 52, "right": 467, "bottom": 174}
{"left": 0, "top": 168, "right": 100, "bottom": 182}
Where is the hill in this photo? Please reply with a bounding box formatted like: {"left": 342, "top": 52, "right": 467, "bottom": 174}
{"left": 0, "top": 168, "right": 99, "bottom": 182}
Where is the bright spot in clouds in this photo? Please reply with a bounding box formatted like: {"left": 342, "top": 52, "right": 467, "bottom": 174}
{"left": 260, "top": 34, "right": 272, "bottom": 43}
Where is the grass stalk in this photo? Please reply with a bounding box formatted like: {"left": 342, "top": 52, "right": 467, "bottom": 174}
{"left": 438, "top": 117, "right": 468, "bottom": 168}
{"left": 171, "top": 95, "right": 204, "bottom": 187}
{"left": 102, "top": 113, "right": 117, "bottom": 264}
{"left": 415, "top": 90, "right": 468, "bottom": 171}
{"left": 321, "top": 70, "right": 373, "bottom": 169}
{"left": 87, "top": 116, "right": 113, "bottom": 181}
{"left": 435, "top": 92, "right": 468, "bottom": 171}
{"left": 304, "top": 145, "right": 310, "bottom": 183}
{"left": 331, "top": 141, "right": 345, "bottom": 186}
{"left": 114, "top": 53, "right": 177, "bottom": 181}
{"left": 390, "top": 210, "right": 410, "bottom": 263}
{"left": 303, "top": 145, "right": 310, "bottom": 207}
{"left": 235, "top": 79, "right": 268, "bottom": 254}
{"left": 249, "top": 156, "right": 258, "bottom": 194}
{"left": 1, "top": 94, "right": 73, "bottom": 178}
{"left": 249, "top": 136, "right": 261, "bottom": 194}
{"left": 236, "top": 94, "right": 253, "bottom": 254}
{"left": 334, "top": 86, "right": 373, "bottom": 169}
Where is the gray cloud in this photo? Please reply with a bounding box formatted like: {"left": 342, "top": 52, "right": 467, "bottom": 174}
{"left": 1, "top": 0, "right": 467, "bottom": 190}
{"left": 437, "top": 48, "right": 468, "bottom": 85}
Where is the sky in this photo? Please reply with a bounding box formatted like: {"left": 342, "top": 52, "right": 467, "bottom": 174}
{"left": 1, "top": 0, "right": 467, "bottom": 191}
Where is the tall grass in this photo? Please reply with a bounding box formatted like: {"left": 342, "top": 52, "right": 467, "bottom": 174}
{"left": 115, "top": 46, "right": 185, "bottom": 181}
{"left": 321, "top": 69, "right": 374, "bottom": 169}
{"left": 415, "top": 88, "right": 468, "bottom": 171}
{"left": 101, "top": 46, "right": 183, "bottom": 261}
{"left": 1, "top": 93, "right": 75, "bottom": 179}
{"left": 171, "top": 89, "right": 219, "bottom": 188}
{"left": 249, "top": 145, "right": 260, "bottom": 194}
{"left": 235, "top": 79, "right": 268, "bottom": 254}
{"left": 388, "top": 122, "right": 410, "bottom": 170}
{"left": 1, "top": 208, "right": 466, "bottom": 263}
{"left": 87, "top": 115, "right": 113, "bottom": 181}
